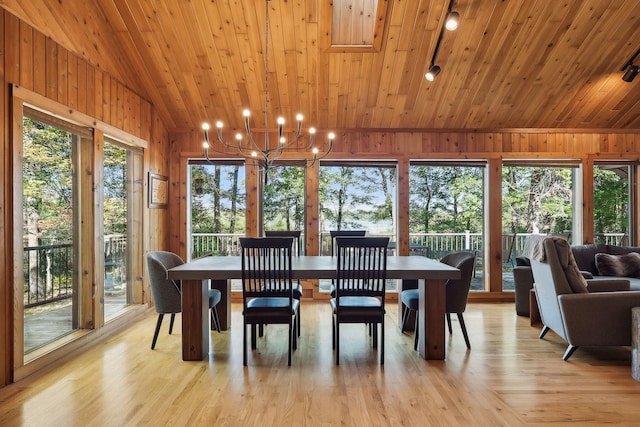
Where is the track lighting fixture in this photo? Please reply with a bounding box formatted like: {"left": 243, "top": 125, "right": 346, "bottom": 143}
{"left": 425, "top": 65, "right": 441, "bottom": 81}
{"left": 622, "top": 64, "right": 639, "bottom": 83}
{"left": 424, "top": 0, "right": 459, "bottom": 82}
{"left": 445, "top": 11, "right": 460, "bottom": 31}
{"left": 621, "top": 47, "right": 640, "bottom": 83}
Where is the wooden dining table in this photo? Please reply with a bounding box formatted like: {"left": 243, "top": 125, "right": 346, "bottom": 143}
{"left": 167, "top": 255, "right": 460, "bottom": 361}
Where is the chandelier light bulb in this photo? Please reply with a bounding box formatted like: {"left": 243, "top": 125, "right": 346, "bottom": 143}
{"left": 242, "top": 109, "right": 251, "bottom": 118}
{"left": 309, "top": 128, "right": 316, "bottom": 134}
{"left": 277, "top": 117, "right": 285, "bottom": 125}
{"left": 328, "top": 132, "right": 335, "bottom": 140}
{"left": 312, "top": 147, "right": 319, "bottom": 154}
{"left": 202, "top": 123, "right": 210, "bottom": 131}
{"left": 296, "top": 114, "right": 303, "bottom": 121}
{"left": 203, "top": 141, "right": 209, "bottom": 149}
{"left": 235, "top": 133, "right": 243, "bottom": 141}
{"left": 216, "top": 121, "right": 223, "bottom": 129}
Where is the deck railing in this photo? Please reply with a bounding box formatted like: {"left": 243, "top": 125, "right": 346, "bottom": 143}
{"left": 23, "top": 235, "right": 127, "bottom": 308}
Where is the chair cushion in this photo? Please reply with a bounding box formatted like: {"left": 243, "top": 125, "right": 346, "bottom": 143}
{"left": 244, "top": 297, "right": 299, "bottom": 322}
{"left": 330, "top": 296, "right": 384, "bottom": 322}
{"left": 401, "top": 289, "right": 419, "bottom": 311}
{"left": 595, "top": 252, "right": 640, "bottom": 278}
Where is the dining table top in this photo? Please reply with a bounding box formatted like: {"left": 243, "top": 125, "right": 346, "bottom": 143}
{"left": 167, "top": 255, "right": 460, "bottom": 281}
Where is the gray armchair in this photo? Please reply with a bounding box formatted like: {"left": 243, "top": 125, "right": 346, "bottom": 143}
{"left": 530, "top": 237, "right": 640, "bottom": 360}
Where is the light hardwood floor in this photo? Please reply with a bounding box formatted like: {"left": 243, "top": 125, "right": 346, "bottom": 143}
{"left": 1, "top": 302, "right": 639, "bottom": 426}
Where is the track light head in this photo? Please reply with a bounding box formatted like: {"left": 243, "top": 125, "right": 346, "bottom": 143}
{"left": 622, "top": 64, "right": 639, "bottom": 82}
{"left": 445, "top": 11, "right": 460, "bottom": 31}
{"left": 425, "top": 65, "right": 441, "bottom": 81}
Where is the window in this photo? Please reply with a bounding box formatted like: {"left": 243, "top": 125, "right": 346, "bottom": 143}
{"left": 502, "top": 162, "right": 577, "bottom": 291}
{"left": 593, "top": 163, "right": 634, "bottom": 246}
{"left": 103, "top": 140, "right": 143, "bottom": 319}
{"left": 318, "top": 162, "right": 397, "bottom": 291}
{"left": 409, "top": 162, "right": 485, "bottom": 290}
{"left": 22, "top": 115, "right": 81, "bottom": 356}
{"left": 188, "top": 161, "right": 246, "bottom": 259}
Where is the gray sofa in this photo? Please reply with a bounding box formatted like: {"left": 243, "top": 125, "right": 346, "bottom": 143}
{"left": 514, "top": 243, "right": 640, "bottom": 317}
{"left": 571, "top": 243, "right": 640, "bottom": 290}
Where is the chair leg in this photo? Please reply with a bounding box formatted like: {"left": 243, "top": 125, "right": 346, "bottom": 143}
{"left": 563, "top": 345, "right": 578, "bottom": 361}
{"left": 372, "top": 322, "right": 378, "bottom": 349}
{"left": 457, "top": 313, "right": 471, "bottom": 349}
{"left": 413, "top": 311, "right": 418, "bottom": 351}
{"left": 243, "top": 321, "right": 248, "bottom": 366}
{"left": 151, "top": 313, "right": 164, "bottom": 350}
{"left": 259, "top": 324, "right": 264, "bottom": 337}
{"left": 168, "top": 313, "right": 175, "bottom": 335}
{"left": 332, "top": 315, "right": 336, "bottom": 349}
{"left": 401, "top": 305, "right": 409, "bottom": 332}
{"left": 211, "top": 307, "right": 221, "bottom": 333}
{"left": 288, "top": 320, "right": 292, "bottom": 367}
{"left": 336, "top": 321, "right": 340, "bottom": 366}
{"left": 251, "top": 324, "right": 257, "bottom": 349}
{"left": 381, "top": 319, "right": 385, "bottom": 365}
{"left": 539, "top": 325, "right": 550, "bottom": 339}
{"left": 446, "top": 313, "right": 453, "bottom": 335}
{"left": 297, "top": 304, "right": 301, "bottom": 337}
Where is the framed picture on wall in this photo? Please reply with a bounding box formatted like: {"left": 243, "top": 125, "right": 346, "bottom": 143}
{"left": 148, "top": 172, "right": 168, "bottom": 208}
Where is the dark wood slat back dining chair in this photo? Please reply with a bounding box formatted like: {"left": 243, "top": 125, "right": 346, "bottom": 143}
{"left": 331, "top": 236, "right": 389, "bottom": 365}
{"left": 146, "top": 251, "right": 222, "bottom": 350}
{"left": 329, "top": 230, "right": 367, "bottom": 297}
{"left": 240, "top": 237, "right": 299, "bottom": 366}
{"left": 264, "top": 230, "right": 303, "bottom": 335}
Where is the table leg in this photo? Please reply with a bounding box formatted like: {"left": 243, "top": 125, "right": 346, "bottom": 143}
{"left": 181, "top": 279, "right": 209, "bottom": 361}
{"left": 210, "top": 279, "right": 231, "bottom": 330}
{"left": 417, "top": 278, "right": 446, "bottom": 360}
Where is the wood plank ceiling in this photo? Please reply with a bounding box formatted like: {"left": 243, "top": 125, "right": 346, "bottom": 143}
{"left": 1, "top": 0, "right": 639, "bottom": 133}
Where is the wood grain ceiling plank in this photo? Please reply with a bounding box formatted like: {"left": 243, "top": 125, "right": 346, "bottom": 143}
{"left": 400, "top": 0, "right": 447, "bottom": 117}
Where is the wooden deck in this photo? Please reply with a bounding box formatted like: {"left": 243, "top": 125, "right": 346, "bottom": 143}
{"left": 4, "top": 301, "right": 640, "bottom": 426}
{"left": 24, "top": 293, "right": 128, "bottom": 354}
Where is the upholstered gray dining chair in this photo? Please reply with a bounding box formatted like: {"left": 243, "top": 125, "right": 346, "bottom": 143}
{"left": 331, "top": 236, "right": 389, "bottom": 365}
{"left": 146, "top": 251, "right": 222, "bottom": 350}
{"left": 401, "top": 251, "right": 475, "bottom": 350}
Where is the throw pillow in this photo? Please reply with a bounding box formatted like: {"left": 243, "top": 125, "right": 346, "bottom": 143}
{"left": 595, "top": 252, "right": 640, "bottom": 278}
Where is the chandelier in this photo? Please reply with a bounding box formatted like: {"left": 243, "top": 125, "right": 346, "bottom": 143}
{"left": 202, "top": 0, "right": 334, "bottom": 169}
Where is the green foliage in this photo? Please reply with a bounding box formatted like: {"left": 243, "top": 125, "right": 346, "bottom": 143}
{"left": 593, "top": 166, "right": 629, "bottom": 234}
{"left": 263, "top": 166, "right": 305, "bottom": 230}
{"left": 409, "top": 166, "right": 483, "bottom": 233}
{"left": 502, "top": 166, "right": 572, "bottom": 234}
{"left": 190, "top": 164, "right": 246, "bottom": 233}
{"left": 319, "top": 166, "right": 396, "bottom": 232}
{"left": 22, "top": 117, "right": 73, "bottom": 244}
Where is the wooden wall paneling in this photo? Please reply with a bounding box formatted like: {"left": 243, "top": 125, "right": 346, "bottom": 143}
{"left": 4, "top": 13, "right": 20, "bottom": 83}
{"left": 56, "top": 44, "right": 67, "bottom": 106}
{"left": 18, "top": 21, "right": 32, "bottom": 90}
{"left": 32, "top": 30, "right": 45, "bottom": 96}
{"left": 76, "top": 56, "right": 86, "bottom": 114}
{"left": 116, "top": 82, "right": 125, "bottom": 131}
{"left": 67, "top": 52, "right": 78, "bottom": 110}
{"left": 102, "top": 73, "right": 110, "bottom": 124}
{"left": 85, "top": 65, "right": 95, "bottom": 119}
{"left": 109, "top": 77, "right": 117, "bottom": 131}
{"left": 44, "top": 37, "right": 57, "bottom": 101}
